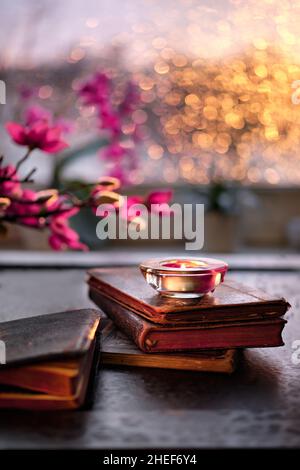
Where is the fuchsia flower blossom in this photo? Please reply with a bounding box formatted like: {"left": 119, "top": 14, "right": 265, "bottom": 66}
{"left": 5, "top": 104, "right": 72, "bottom": 154}
{"left": 5, "top": 121, "right": 69, "bottom": 153}
{"left": 146, "top": 190, "right": 173, "bottom": 214}
{"left": 99, "top": 106, "right": 121, "bottom": 135}
{"left": 0, "top": 77, "right": 170, "bottom": 252}
{"left": 25, "top": 105, "right": 74, "bottom": 134}
{"left": 7, "top": 189, "right": 42, "bottom": 227}
{"left": 78, "top": 72, "right": 110, "bottom": 106}
{"left": 25, "top": 105, "right": 52, "bottom": 126}
{"left": 89, "top": 181, "right": 122, "bottom": 216}
{"left": 120, "top": 190, "right": 173, "bottom": 220}
{"left": 79, "top": 73, "right": 142, "bottom": 177}
{"left": 119, "top": 82, "right": 140, "bottom": 115}
{"left": 48, "top": 207, "right": 88, "bottom": 251}
{"left": 0, "top": 165, "right": 21, "bottom": 197}
{"left": 0, "top": 162, "right": 90, "bottom": 249}
{"left": 146, "top": 191, "right": 173, "bottom": 205}
{"left": 101, "top": 141, "right": 128, "bottom": 160}
{"left": 118, "top": 196, "right": 141, "bottom": 222}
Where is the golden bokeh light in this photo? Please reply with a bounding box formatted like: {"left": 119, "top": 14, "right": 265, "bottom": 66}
{"left": 7, "top": 0, "right": 300, "bottom": 186}
{"left": 122, "top": 0, "right": 300, "bottom": 185}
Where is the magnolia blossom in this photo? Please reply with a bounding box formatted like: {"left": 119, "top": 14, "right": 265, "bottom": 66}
{"left": 119, "top": 82, "right": 140, "bottom": 115}
{"left": 6, "top": 103, "right": 71, "bottom": 154}
{"left": 78, "top": 72, "right": 110, "bottom": 106}
{"left": 43, "top": 197, "right": 89, "bottom": 251}
{"left": 99, "top": 105, "right": 121, "bottom": 136}
{"left": 0, "top": 165, "right": 21, "bottom": 197}
{"left": 0, "top": 161, "right": 89, "bottom": 250}
{"left": 79, "top": 73, "right": 143, "bottom": 177}
{"left": 6, "top": 189, "right": 42, "bottom": 227}
{"left": 6, "top": 121, "right": 68, "bottom": 153}
{"left": 101, "top": 142, "right": 128, "bottom": 160}
{"left": 25, "top": 105, "right": 52, "bottom": 126}
{"left": 120, "top": 190, "right": 173, "bottom": 221}
{"left": 146, "top": 190, "right": 173, "bottom": 214}
{"left": 0, "top": 77, "right": 170, "bottom": 252}
{"left": 48, "top": 208, "right": 88, "bottom": 251}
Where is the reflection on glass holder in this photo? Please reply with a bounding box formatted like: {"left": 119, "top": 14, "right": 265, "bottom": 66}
{"left": 139, "top": 257, "right": 228, "bottom": 299}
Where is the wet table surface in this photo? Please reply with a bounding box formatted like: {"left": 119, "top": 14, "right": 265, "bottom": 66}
{"left": 0, "top": 252, "right": 299, "bottom": 449}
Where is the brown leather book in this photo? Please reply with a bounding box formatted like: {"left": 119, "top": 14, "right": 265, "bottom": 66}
{"left": 87, "top": 267, "right": 290, "bottom": 325}
{"left": 90, "top": 287, "right": 286, "bottom": 352}
{"left": 101, "top": 318, "right": 239, "bottom": 373}
{"left": 0, "top": 309, "right": 101, "bottom": 410}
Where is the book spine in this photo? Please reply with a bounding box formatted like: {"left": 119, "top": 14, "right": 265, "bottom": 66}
{"left": 89, "top": 288, "right": 150, "bottom": 352}
{"left": 148, "top": 320, "right": 286, "bottom": 352}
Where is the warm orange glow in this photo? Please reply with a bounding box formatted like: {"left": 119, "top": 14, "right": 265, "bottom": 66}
{"left": 126, "top": 0, "right": 300, "bottom": 185}
{"left": 162, "top": 259, "right": 208, "bottom": 269}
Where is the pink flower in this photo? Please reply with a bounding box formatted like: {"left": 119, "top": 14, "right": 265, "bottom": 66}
{"left": 79, "top": 73, "right": 117, "bottom": 134}
{"left": 120, "top": 195, "right": 144, "bottom": 221}
{"left": 0, "top": 165, "right": 21, "bottom": 197}
{"left": 146, "top": 190, "right": 173, "bottom": 205}
{"left": 5, "top": 189, "right": 42, "bottom": 227}
{"left": 48, "top": 208, "right": 88, "bottom": 251}
{"left": 25, "top": 105, "right": 52, "bottom": 126}
{"left": 25, "top": 106, "right": 74, "bottom": 135}
{"left": 90, "top": 183, "right": 121, "bottom": 216}
{"left": 120, "top": 190, "right": 173, "bottom": 220}
{"left": 145, "top": 190, "right": 173, "bottom": 215}
{"left": 99, "top": 104, "right": 121, "bottom": 135}
{"left": 101, "top": 142, "right": 128, "bottom": 160}
{"left": 79, "top": 73, "right": 145, "bottom": 185}
{"left": 78, "top": 72, "right": 110, "bottom": 106}
{"left": 119, "top": 82, "right": 140, "bottom": 115}
{"left": 5, "top": 121, "right": 68, "bottom": 153}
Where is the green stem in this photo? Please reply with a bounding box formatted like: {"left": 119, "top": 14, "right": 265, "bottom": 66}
{"left": 51, "top": 137, "right": 109, "bottom": 188}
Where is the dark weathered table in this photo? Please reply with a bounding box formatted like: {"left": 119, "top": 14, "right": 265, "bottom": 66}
{"left": 0, "top": 251, "right": 299, "bottom": 449}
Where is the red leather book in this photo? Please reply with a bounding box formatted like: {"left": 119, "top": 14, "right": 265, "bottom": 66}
{"left": 90, "top": 288, "right": 286, "bottom": 352}
{"left": 101, "top": 317, "right": 239, "bottom": 373}
{"left": 87, "top": 268, "right": 289, "bottom": 352}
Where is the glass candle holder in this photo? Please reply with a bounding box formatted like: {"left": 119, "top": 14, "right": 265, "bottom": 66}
{"left": 139, "top": 257, "right": 228, "bottom": 298}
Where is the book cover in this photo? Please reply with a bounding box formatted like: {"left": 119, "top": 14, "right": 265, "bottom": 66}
{"left": 0, "top": 309, "right": 101, "bottom": 410}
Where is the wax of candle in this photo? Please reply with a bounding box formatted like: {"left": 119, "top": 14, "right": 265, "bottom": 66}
{"left": 161, "top": 259, "right": 208, "bottom": 269}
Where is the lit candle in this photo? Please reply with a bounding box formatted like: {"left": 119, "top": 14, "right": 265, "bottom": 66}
{"left": 139, "top": 257, "right": 228, "bottom": 299}
{"left": 161, "top": 259, "right": 209, "bottom": 269}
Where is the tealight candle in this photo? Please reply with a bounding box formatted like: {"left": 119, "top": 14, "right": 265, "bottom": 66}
{"left": 139, "top": 257, "right": 228, "bottom": 298}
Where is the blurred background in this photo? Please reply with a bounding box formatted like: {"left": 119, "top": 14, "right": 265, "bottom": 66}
{"left": 1, "top": 0, "right": 300, "bottom": 252}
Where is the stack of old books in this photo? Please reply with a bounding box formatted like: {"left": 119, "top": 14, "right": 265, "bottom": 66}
{"left": 87, "top": 267, "right": 290, "bottom": 374}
